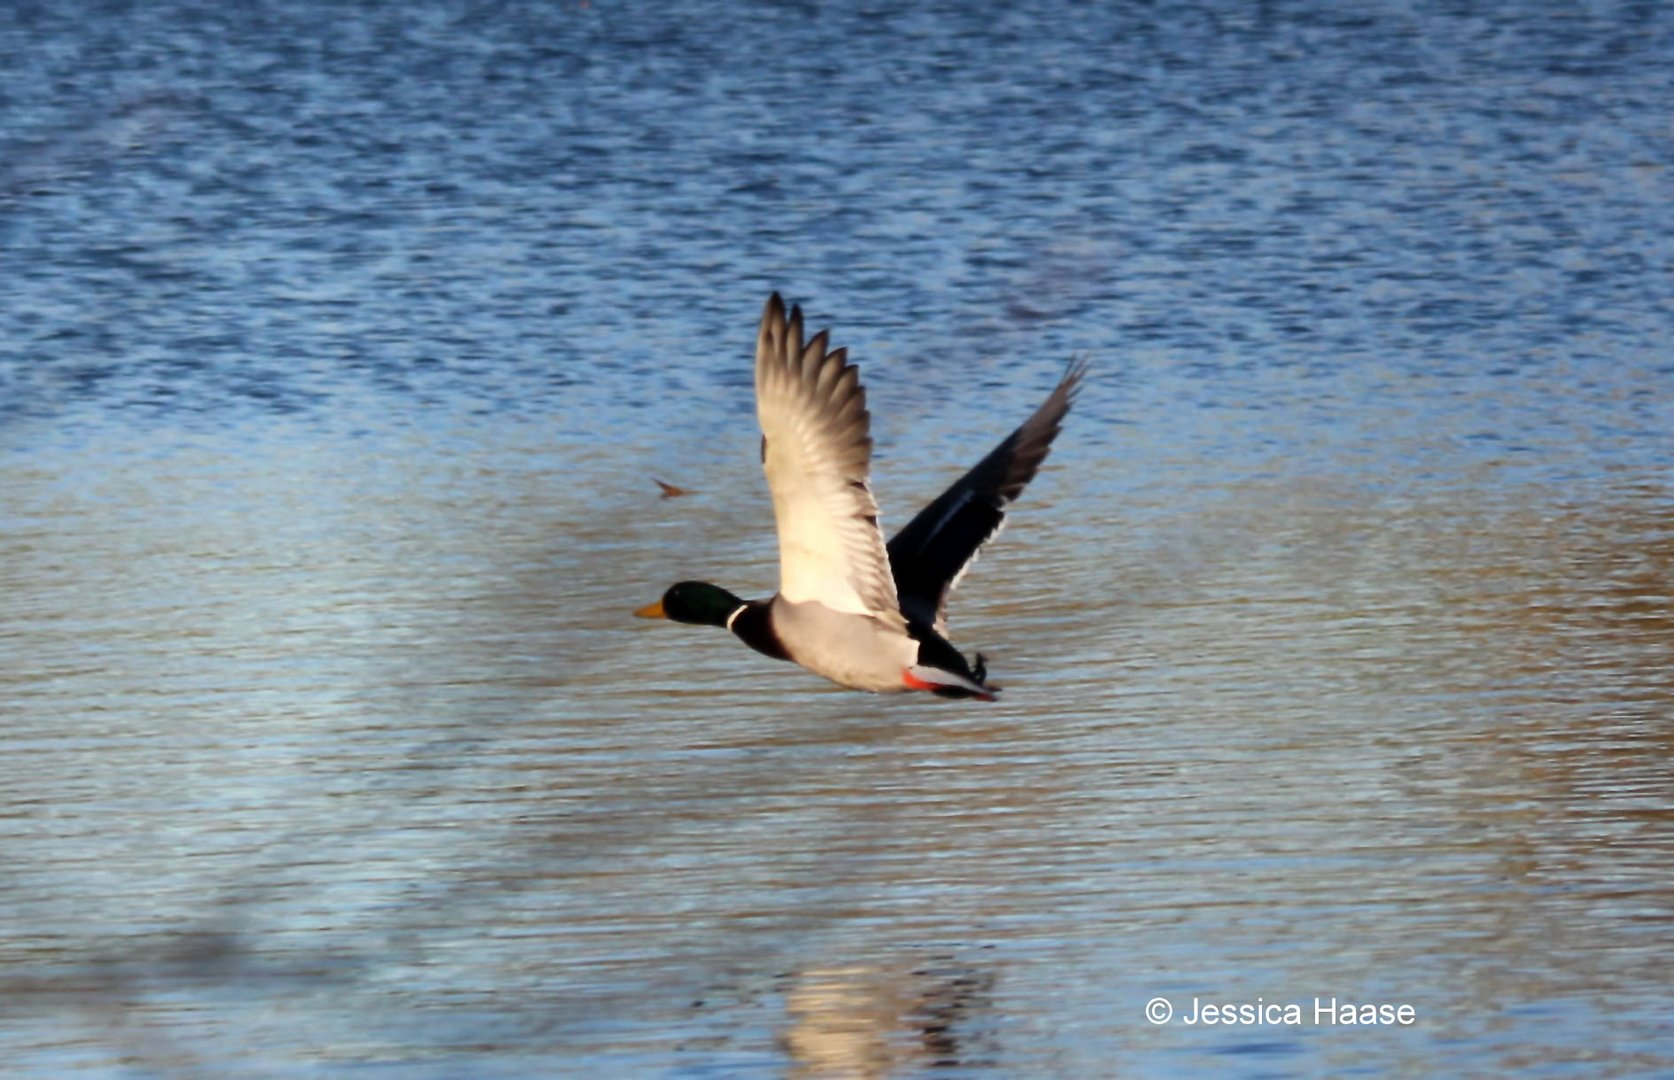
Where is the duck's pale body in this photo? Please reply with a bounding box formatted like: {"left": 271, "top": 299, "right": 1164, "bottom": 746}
{"left": 638, "top": 293, "right": 1084, "bottom": 700}
{"left": 762, "top": 597, "right": 919, "bottom": 693}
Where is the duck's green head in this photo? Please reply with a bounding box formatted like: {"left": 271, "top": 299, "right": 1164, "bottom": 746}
{"left": 634, "top": 581, "right": 746, "bottom": 628}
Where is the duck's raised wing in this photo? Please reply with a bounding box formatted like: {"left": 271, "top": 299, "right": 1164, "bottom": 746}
{"left": 756, "top": 293, "right": 905, "bottom": 630}
{"left": 887, "top": 358, "right": 1086, "bottom": 635}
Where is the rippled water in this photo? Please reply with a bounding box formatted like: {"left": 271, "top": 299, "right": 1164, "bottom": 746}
{"left": 3, "top": 2, "right": 1672, "bottom": 1076}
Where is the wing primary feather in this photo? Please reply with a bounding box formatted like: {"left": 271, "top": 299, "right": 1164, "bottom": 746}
{"left": 888, "top": 357, "right": 1087, "bottom": 632}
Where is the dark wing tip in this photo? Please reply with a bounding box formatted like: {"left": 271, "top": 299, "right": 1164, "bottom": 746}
{"left": 759, "top": 292, "right": 811, "bottom": 381}
{"left": 1057, "top": 355, "right": 1090, "bottom": 401}
{"left": 981, "top": 357, "right": 1084, "bottom": 502}
{"left": 785, "top": 301, "right": 804, "bottom": 356}
{"left": 1025, "top": 355, "right": 1089, "bottom": 447}
{"left": 759, "top": 293, "right": 786, "bottom": 358}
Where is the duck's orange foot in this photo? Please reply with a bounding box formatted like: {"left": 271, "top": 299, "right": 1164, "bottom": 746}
{"left": 902, "top": 666, "right": 997, "bottom": 702}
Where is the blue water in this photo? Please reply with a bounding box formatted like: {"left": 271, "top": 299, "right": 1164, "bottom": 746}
{"left": 3, "top": 2, "right": 1672, "bottom": 1077}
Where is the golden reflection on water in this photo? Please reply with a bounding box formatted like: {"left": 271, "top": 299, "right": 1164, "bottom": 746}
{"left": 782, "top": 962, "right": 994, "bottom": 1079}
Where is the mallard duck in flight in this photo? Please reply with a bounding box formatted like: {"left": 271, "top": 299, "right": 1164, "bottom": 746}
{"left": 635, "top": 293, "right": 1085, "bottom": 700}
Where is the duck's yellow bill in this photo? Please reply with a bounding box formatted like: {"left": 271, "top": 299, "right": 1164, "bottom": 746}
{"left": 633, "top": 600, "right": 667, "bottom": 619}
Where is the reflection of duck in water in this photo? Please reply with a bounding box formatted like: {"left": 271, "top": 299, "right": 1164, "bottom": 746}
{"left": 781, "top": 960, "right": 996, "bottom": 1078}
{"left": 637, "top": 293, "right": 1085, "bottom": 699}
